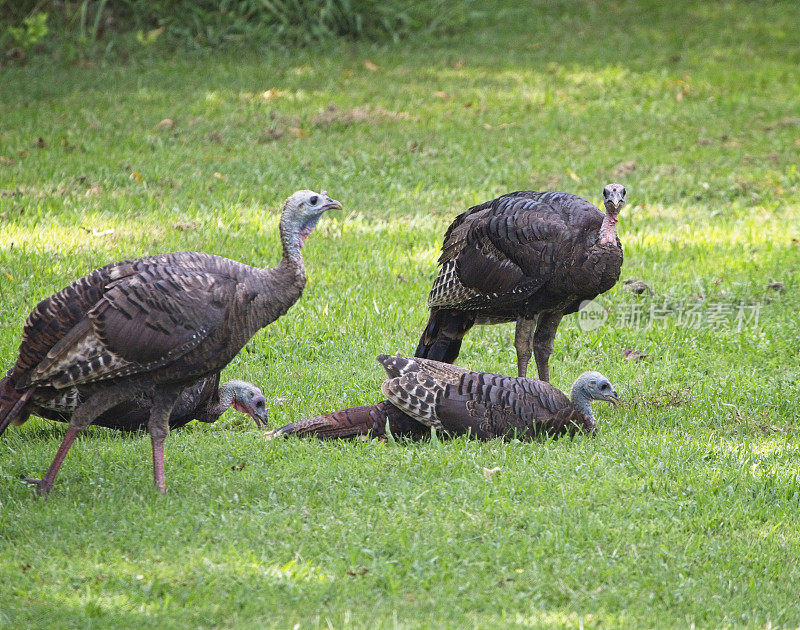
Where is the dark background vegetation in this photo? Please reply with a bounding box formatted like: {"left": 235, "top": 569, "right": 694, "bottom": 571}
{"left": 1, "top": 0, "right": 473, "bottom": 57}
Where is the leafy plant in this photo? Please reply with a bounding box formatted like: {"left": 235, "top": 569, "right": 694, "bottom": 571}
{"left": 2, "top": 10, "right": 48, "bottom": 49}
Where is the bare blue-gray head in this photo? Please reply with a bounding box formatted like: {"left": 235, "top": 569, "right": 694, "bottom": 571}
{"left": 569, "top": 371, "right": 619, "bottom": 430}
{"left": 219, "top": 380, "right": 269, "bottom": 426}
{"left": 282, "top": 189, "right": 342, "bottom": 236}
{"left": 572, "top": 371, "right": 619, "bottom": 404}
{"left": 602, "top": 183, "right": 626, "bottom": 216}
{"left": 279, "top": 190, "right": 342, "bottom": 258}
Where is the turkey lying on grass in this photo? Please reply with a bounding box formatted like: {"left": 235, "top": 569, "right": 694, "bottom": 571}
{"left": 10, "top": 374, "right": 268, "bottom": 432}
{"left": 416, "top": 184, "right": 626, "bottom": 382}
{"left": 268, "top": 355, "right": 619, "bottom": 440}
{"left": 0, "top": 189, "right": 340, "bottom": 495}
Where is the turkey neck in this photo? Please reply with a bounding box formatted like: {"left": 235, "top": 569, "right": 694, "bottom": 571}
{"left": 253, "top": 214, "right": 312, "bottom": 302}
{"left": 569, "top": 385, "right": 595, "bottom": 425}
{"left": 274, "top": 213, "right": 315, "bottom": 284}
{"left": 203, "top": 383, "right": 235, "bottom": 418}
{"left": 598, "top": 211, "right": 619, "bottom": 247}
{"left": 229, "top": 213, "right": 319, "bottom": 351}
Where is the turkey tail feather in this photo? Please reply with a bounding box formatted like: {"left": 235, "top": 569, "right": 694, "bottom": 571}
{"left": 376, "top": 354, "right": 421, "bottom": 378}
{"left": 273, "top": 404, "right": 379, "bottom": 438}
{"left": 414, "top": 311, "right": 441, "bottom": 358}
{"left": 414, "top": 309, "right": 472, "bottom": 364}
{"left": 273, "top": 401, "right": 427, "bottom": 440}
{"left": 0, "top": 377, "right": 32, "bottom": 437}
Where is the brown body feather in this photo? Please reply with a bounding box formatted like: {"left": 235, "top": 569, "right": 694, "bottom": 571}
{"left": 13, "top": 252, "right": 299, "bottom": 391}
{"left": 1, "top": 251, "right": 300, "bottom": 437}
{"left": 378, "top": 355, "right": 596, "bottom": 438}
{"left": 15, "top": 373, "right": 236, "bottom": 432}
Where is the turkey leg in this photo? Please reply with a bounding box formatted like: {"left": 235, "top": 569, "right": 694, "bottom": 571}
{"left": 26, "top": 383, "right": 145, "bottom": 496}
{"left": 25, "top": 425, "right": 82, "bottom": 496}
{"left": 532, "top": 311, "right": 563, "bottom": 383}
{"left": 148, "top": 387, "right": 180, "bottom": 494}
{"left": 514, "top": 316, "right": 538, "bottom": 377}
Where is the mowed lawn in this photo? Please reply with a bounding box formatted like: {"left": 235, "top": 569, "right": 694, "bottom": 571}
{"left": 1, "top": 0, "right": 800, "bottom": 627}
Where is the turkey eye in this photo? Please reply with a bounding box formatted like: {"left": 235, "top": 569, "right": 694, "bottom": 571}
{"left": 310, "top": 195, "right": 319, "bottom": 205}
{"left": 601, "top": 383, "right": 610, "bottom": 391}
{"left": 256, "top": 401, "right": 265, "bottom": 408}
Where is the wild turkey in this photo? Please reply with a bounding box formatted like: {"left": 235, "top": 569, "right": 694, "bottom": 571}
{"left": 12, "top": 375, "right": 268, "bottom": 432}
{"left": 269, "top": 354, "right": 618, "bottom": 440}
{"left": 0, "top": 189, "right": 340, "bottom": 494}
{"left": 416, "top": 184, "right": 626, "bottom": 382}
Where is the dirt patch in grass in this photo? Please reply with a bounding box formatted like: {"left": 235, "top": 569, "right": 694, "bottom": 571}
{"left": 312, "top": 104, "right": 413, "bottom": 127}
{"left": 625, "top": 387, "right": 693, "bottom": 410}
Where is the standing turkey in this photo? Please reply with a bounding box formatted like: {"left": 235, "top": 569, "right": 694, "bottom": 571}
{"left": 416, "top": 184, "right": 626, "bottom": 382}
{"left": 0, "top": 189, "right": 340, "bottom": 495}
{"left": 269, "top": 355, "right": 619, "bottom": 440}
{"left": 8, "top": 374, "right": 268, "bottom": 432}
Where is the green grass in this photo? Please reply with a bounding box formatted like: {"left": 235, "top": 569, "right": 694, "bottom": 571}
{"left": 2, "top": 0, "right": 800, "bottom": 627}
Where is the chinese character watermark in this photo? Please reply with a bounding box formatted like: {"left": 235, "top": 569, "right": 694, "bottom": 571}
{"left": 578, "top": 299, "right": 761, "bottom": 331}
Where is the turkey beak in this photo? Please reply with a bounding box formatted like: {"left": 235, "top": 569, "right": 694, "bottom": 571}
{"left": 248, "top": 396, "right": 269, "bottom": 427}
{"left": 608, "top": 390, "right": 620, "bottom": 406}
{"left": 605, "top": 193, "right": 625, "bottom": 213}
{"left": 322, "top": 197, "right": 342, "bottom": 212}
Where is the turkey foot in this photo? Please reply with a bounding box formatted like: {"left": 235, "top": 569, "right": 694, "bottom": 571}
{"left": 24, "top": 425, "right": 82, "bottom": 496}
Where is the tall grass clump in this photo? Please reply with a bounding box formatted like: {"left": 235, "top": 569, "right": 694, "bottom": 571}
{"left": 1, "top": 0, "right": 475, "bottom": 55}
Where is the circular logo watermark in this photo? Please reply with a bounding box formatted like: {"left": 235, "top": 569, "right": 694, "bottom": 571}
{"left": 577, "top": 299, "right": 608, "bottom": 331}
